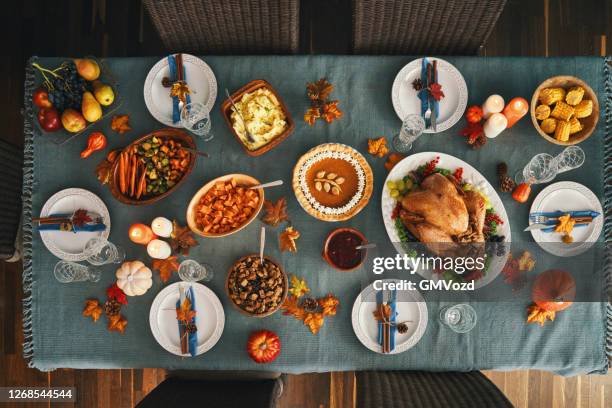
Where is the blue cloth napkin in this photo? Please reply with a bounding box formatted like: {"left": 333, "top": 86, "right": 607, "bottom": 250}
{"left": 419, "top": 57, "right": 440, "bottom": 120}
{"left": 37, "top": 223, "right": 106, "bottom": 233}
{"left": 530, "top": 210, "right": 600, "bottom": 218}
{"left": 167, "top": 55, "right": 192, "bottom": 124}
{"left": 390, "top": 289, "right": 396, "bottom": 351}
{"left": 176, "top": 286, "right": 198, "bottom": 357}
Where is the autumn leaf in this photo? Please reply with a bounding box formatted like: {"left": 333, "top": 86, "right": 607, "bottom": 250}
{"left": 281, "top": 295, "right": 306, "bottom": 320}
{"left": 384, "top": 153, "right": 405, "bottom": 172}
{"left": 304, "top": 107, "right": 321, "bottom": 126}
{"left": 526, "top": 304, "right": 555, "bottom": 326}
{"left": 95, "top": 149, "right": 119, "bottom": 185}
{"left": 170, "top": 80, "right": 191, "bottom": 104}
{"left": 83, "top": 299, "right": 103, "bottom": 322}
{"left": 517, "top": 251, "right": 535, "bottom": 271}
{"left": 279, "top": 226, "right": 300, "bottom": 252}
{"left": 261, "top": 197, "right": 289, "bottom": 227}
{"left": 429, "top": 83, "right": 445, "bottom": 101}
{"left": 176, "top": 297, "right": 196, "bottom": 323}
{"left": 306, "top": 78, "right": 334, "bottom": 102}
{"left": 319, "top": 294, "right": 340, "bottom": 316}
{"left": 303, "top": 312, "right": 325, "bottom": 334}
{"left": 152, "top": 256, "right": 180, "bottom": 282}
{"left": 107, "top": 314, "right": 128, "bottom": 334}
{"left": 111, "top": 115, "right": 132, "bottom": 134}
{"left": 372, "top": 303, "right": 391, "bottom": 322}
{"left": 106, "top": 283, "right": 128, "bottom": 305}
{"left": 367, "top": 137, "right": 389, "bottom": 158}
{"left": 169, "top": 220, "right": 199, "bottom": 256}
{"left": 72, "top": 209, "right": 92, "bottom": 227}
{"left": 321, "top": 101, "right": 343, "bottom": 123}
{"left": 288, "top": 275, "right": 310, "bottom": 298}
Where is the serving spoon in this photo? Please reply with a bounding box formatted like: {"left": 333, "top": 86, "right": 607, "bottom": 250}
{"left": 249, "top": 180, "right": 284, "bottom": 190}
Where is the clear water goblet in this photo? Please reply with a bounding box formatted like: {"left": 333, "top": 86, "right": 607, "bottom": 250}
{"left": 515, "top": 146, "right": 585, "bottom": 185}
{"left": 178, "top": 259, "right": 214, "bottom": 282}
{"left": 54, "top": 260, "right": 101, "bottom": 283}
{"left": 439, "top": 304, "right": 477, "bottom": 333}
{"left": 180, "top": 102, "right": 213, "bottom": 141}
{"left": 84, "top": 237, "right": 126, "bottom": 266}
{"left": 392, "top": 114, "right": 426, "bottom": 153}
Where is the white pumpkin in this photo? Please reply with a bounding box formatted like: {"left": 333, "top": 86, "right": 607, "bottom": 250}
{"left": 116, "top": 260, "right": 153, "bottom": 296}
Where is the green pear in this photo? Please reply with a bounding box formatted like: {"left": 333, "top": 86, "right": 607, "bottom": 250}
{"left": 92, "top": 80, "right": 115, "bottom": 106}
{"left": 81, "top": 91, "right": 102, "bottom": 122}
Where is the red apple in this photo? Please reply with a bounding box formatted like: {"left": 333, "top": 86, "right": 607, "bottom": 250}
{"left": 37, "top": 108, "right": 61, "bottom": 132}
{"left": 32, "top": 88, "right": 53, "bottom": 109}
{"left": 247, "top": 330, "right": 280, "bottom": 363}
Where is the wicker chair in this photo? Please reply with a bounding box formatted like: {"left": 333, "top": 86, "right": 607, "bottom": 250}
{"left": 352, "top": 0, "right": 507, "bottom": 55}
{"left": 143, "top": 0, "right": 300, "bottom": 54}
{"left": 356, "top": 371, "right": 513, "bottom": 408}
{"left": 0, "top": 139, "right": 23, "bottom": 260}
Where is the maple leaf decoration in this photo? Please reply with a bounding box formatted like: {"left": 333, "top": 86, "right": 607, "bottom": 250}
{"left": 367, "top": 137, "right": 389, "bottom": 158}
{"left": 279, "top": 226, "right": 300, "bottom": 252}
{"left": 429, "top": 83, "right": 445, "bottom": 101}
{"left": 281, "top": 296, "right": 306, "bottom": 320}
{"left": 288, "top": 275, "right": 310, "bottom": 298}
{"left": 95, "top": 150, "right": 119, "bottom": 185}
{"left": 319, "top": 294, "right": 340, "bottom": 316}
{"left": 152, "top": 256, "right": 180, "bottom": 283}
{"left": 304, "top": 78, "right": 342, "bottom": 126}
{"left": 71, "top": 209, "right": 92, "bottom": 227}
{"left": 83, "top": 299, "right": 103, "bottom": 322}
{"left": 111, "top": 115, "right": 132, "bottom": 134}
{"left": 170, "top": 80, "right": 191, "bottom": 104}
{"left": 303, "top": 312, "right": 325, "bottom": 335}
{"left": 307, "top": 78, "right": 334, "bottom": 101}
{"left": 322, "top": 101, "right": 343, "bottom": 123}
{"left": 517, "top": 251, "right": 536, "bottom": 271}
{"left": 169, "top": 221, "right": 199, "bottom": 256}
{"left": 526, "top": 304, "right": 555, "bottom": 326}
{"left": 384, "top": 153, "right": 405, "bottom": 172}
{"left": 176, "top": 298, "right": 196, "bottom": 323}
{"left": 304, "top": 107, "right": 321, "bottom": 126}
{"left": 107, "top": 314, "right": 128, "bottom": 334}
{"left": 261, "top": 197, "right": 289, "bottom": 227}
{"left": 106, "top": 283, "right": 128, "bottom": 305}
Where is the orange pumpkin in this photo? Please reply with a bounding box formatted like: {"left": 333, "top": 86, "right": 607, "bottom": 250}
{"left": 512, "top": 182, "right": 531, "bottom": 203}
{"left": 465, "top": 105, "right": 484, "bottom": 124}
{"left": 532, "top": 269, "right": 575, "bottom": 312}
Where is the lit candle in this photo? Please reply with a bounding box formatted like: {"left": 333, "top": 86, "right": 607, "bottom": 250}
{"left": 128, "top": 223, "right": 157, "bottom": 245}
{"left": 502, "top": 97, "right": 528, "bottom": 128}
{"left": 147, "top": 239, "right": 172, "bottom": 259}
{"left": 482, "top": 94, "right": 505, "bottom": 119}
{"left": 151, "top": 217, "right": 173, "bottom": 238}
{"left": 483, "top": 113, "right": 508, "bottom": 138}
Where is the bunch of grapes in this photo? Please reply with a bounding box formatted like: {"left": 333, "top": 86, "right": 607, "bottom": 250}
{"left": 47, "top": 62, "right": 87, "bottom": 112}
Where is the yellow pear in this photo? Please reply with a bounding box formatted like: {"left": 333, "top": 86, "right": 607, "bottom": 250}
{"left": 81, "top": 92, "right": 102, "bottom": 122}
{"left": 74, "top": 58, "right": 100, "bottom": 81}
{"left": 92, "top": 81, "right": 115, "bottom": 106}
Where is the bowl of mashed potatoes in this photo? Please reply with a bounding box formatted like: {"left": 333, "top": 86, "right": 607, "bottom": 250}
{"left": 222, "top": 80, "right": 295, "bottom": 156}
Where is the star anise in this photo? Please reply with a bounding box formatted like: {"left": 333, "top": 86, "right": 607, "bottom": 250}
{"left": 412, "top": 78, "right": 423, "bottom": 91}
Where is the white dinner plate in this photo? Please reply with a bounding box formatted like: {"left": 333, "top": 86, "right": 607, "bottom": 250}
{"left": 39, "top": 188, "right": 110, "bottom": 261}
{"left": 391, "top": 57, "right": 467, "bottom": 133}
{"left": 381, "top": 152, "right": 511, "bottom": 288}
{"left": 529, "top": 181, "right": 603, "bottom": 257}
{"left": 351, "top": 279, "right": 428, "bottom": 354}
{"left": 149, "top": 282, "right": 225, "bottom": 357}
{"left": 144, "top": 54, "right": 217, "bottom": 127}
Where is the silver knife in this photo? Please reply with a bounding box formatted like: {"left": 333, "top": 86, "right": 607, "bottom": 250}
{"left": 225, "top": 88, "right": 255, "bottom": 143}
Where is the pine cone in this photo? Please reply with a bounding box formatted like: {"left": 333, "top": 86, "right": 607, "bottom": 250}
{"left": 497, "top": 162, "right": 508, "bottom": 177}
{"left": 186, "top": 323, "right": 198, "bottom": 334}
{"left": 471, "top": 134, "right": 487, "bottom": 149}
{"left": 500, "top": 175, "right": 516, "bottom": 192}
{"left": 104, "top": 299, "right": 122, "bottom": 317}
{"left": 301, "top": 297, "right": 319, "bottom": 313}
{"left": 396, "top": 323, "right": 409, "bottom": 334}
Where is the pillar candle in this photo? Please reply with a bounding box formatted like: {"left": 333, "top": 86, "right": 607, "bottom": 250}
{"left": 147, "top": 239, "right": 172, "bottom": 259}
{"left": 128, "top": 223, "right": 157, "bottom": 245}
{"left": 151, "top": 217, "right": 173, "bottom": 238}
{"left": 483, "top": 113, "right": 508, "bottom": 138}
{"left": 482, "top": 94, "right": 505, "bottom": 119}
{"left": 502, "top": 97, "right": 529, "bottom": 128}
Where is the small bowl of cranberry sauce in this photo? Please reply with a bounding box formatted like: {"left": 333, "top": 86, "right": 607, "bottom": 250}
{"left": 323, "top": 228, "right": 367, "bottom": 272}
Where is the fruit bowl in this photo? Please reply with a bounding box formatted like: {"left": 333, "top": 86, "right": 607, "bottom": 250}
{"left": 108, "top": 128, "right": 196, "bottom": 205}
{"left": 186, "top": 174, "right": 264, "bottom": 238}
{"left": 226, "top": 254, "right": 288, "bottom": 318}
{"left": 530, "top": 75, "right": 599, "bottom": 146}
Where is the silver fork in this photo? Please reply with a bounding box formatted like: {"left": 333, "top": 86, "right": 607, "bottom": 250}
{"left": 424, "top": 105, "right": 432, "bottom": 129}
{"left": 225, "top": 88, "right": 256, "bottom": 143}
{"left": 531, "top": 215, "right": 591, "bottom": 224}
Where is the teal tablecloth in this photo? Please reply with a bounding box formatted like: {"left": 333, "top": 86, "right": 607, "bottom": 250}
{"left": 22, "top": 56, "right": 611, "bottom": 375}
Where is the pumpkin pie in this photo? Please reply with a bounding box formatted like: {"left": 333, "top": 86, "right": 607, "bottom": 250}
{"left": 293, "top": 143, "right": 373, "bottom": 221}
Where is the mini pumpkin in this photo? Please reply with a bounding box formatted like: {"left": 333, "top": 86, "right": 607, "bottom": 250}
{"left": 532, "top": 269, "right": 575, "bottom": 312}
{"left": 116, "top": 260, "right": 153, "bottom": 296}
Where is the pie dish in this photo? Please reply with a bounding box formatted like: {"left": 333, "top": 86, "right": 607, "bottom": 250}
{"left": 293, "top": 143, "right": 373, "bottom": 222}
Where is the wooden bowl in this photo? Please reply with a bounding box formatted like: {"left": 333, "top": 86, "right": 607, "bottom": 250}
{"left": 109, "top": 128, "right": 196, "bottom": 205}
{"left": 221, "top": 79, "right": 295, "bottom": 156}
{"left": 530, "top": 75, "right": 599, "bottom": 145}
{"left": 186, "top": 174, "right": 264, "bottom": 238}
{"left": 225, "top": 254, "right": 288, "bottom": 318}
{"left": 322, "top": 228, "right": 368, "bottom": 272}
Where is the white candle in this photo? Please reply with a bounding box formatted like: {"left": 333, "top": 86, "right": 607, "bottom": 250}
{"left": 483, "top": 113, "right": 508, "bottom": 138}
{"left": 147, "top": 239, "right": 172, "bottom": 259}
{"left": 151, "top": 217, "right": 173, "bottom": 238}
{"left": 482, "top": 94, "right": 505, "bottom": 119}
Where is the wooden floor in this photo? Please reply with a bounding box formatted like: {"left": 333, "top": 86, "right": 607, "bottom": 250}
{"left": 1, "top": 0, "right": 612, "bottom": 406}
